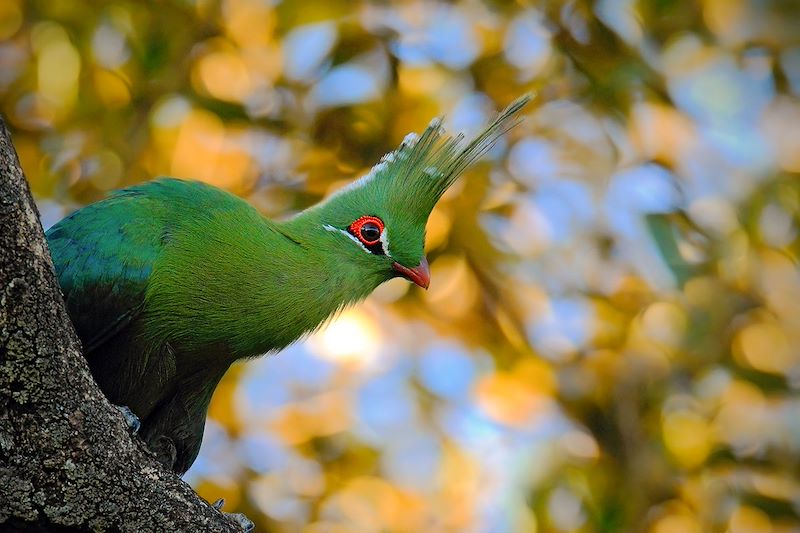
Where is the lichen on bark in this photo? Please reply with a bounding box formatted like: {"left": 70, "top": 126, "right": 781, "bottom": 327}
{"left": 0, "top": 115, "right": 243, "bottom": 532}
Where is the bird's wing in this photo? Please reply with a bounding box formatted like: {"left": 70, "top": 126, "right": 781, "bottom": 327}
{"left": 46, "top": 184, "right": 172, "bottom": 355}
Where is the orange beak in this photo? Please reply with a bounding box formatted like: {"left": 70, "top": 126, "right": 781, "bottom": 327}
{"left": 392, "top": 257, "right": 430, "bottom": 289}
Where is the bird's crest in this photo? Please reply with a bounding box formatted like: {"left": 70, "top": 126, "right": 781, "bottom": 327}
{"left": 326, "top": 94, "right": 532, "bottom": 224}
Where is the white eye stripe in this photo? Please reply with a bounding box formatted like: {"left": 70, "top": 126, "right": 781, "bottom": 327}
{"left": 379, "top": 230, "right": 390, "bottom": 256}
{"left": 323, "top": 224, "right": 369, "bottom": 253}
{"left": 323, "top": 223, "right": 392, "bottom": 258}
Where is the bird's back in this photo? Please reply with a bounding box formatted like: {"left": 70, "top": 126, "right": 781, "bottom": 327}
{"left": 47, "top": 178, "right": 243, "bottom": 356}
{"left": 46, "top": 178, "right": 259, "bottom": 473}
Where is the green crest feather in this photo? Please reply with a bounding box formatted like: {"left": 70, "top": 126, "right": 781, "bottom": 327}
{"left": 354, "top": 94, "right": 532, "bottom": 224}
{"left": 303, "top": 94, "right": 531, "bottom": 267}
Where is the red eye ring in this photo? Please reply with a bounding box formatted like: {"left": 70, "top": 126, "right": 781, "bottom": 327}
{"left": 349, "top": 215, "right": 384, "bottom": 246}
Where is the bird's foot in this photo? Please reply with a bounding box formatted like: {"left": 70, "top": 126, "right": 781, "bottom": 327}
{"left": 225, "top": 511, "right": 256, "bottom": 533}
{"left": 114, "top": 405, "right": 141, "bottom": 434}
{"left": 226, "top": 513, "right": 254, "bottom": 532}
{"left": 212, "top": 499, "right": 254, "bottom": 532}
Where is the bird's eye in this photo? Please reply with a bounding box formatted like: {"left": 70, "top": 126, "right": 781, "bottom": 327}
{"left": 360, "top": 222, "right": 381, "bottom": 243}
{"left": 349, "top": 215, "right": 384, "bottom": 247}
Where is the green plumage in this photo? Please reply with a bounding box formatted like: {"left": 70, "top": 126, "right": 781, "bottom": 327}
{"left": 46, "top": 95, "right": 529, "bottom": 474}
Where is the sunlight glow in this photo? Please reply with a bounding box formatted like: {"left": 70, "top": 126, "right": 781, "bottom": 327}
{"left": 308, "top": 310, "right": 381, "bottom": 367}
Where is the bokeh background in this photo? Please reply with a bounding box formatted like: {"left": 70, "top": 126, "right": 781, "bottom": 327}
{"left": 3, "top": 0, "right": 800, "bottom": 531}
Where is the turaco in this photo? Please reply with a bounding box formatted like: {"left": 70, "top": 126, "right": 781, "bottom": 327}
{"left": 46, "top": 95, "right": 530, "bottom": 475}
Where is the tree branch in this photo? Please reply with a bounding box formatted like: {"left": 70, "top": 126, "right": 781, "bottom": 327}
{"left": 0, "top": 115, "right": 241, "bottom": 532}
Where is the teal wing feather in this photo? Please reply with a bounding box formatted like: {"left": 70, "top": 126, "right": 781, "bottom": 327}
{"left": 46, "top": 178, "right": 249, "bottom": 354}
{"left": 45, "top": 178, "right": 276, "bottom": 474}
{"left": 45, "top": 179, "right": 196, "bottom": 354}
{"left": 47, "top": 190, "right": 158, "bottom": 353}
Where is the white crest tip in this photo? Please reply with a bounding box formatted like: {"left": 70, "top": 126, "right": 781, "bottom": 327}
{"left": 401, "top": 132, "right": 419, "bottom": 148}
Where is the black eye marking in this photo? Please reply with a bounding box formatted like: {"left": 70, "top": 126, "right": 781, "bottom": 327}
{"left": 348, "top": 216, "right": 386, "bottom": 255}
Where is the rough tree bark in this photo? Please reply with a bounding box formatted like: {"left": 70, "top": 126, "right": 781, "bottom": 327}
{"left": 0, "top": 116, "right": 243, "bottom": 532}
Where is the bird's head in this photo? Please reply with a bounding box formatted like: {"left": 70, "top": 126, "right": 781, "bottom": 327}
{"left": 298, "top": 95, "right": 530, "bottom": 290}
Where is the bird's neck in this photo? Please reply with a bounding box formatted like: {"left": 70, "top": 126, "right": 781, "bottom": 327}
{"left": 144, "top": 203, "right": 383, "bottom": 364}
{"left": 221, "top": 212, "right": 378, "bottom": 358}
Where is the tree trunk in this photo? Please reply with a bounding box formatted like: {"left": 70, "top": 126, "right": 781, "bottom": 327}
{"left": 0, "top": 115, "right": 242, "bottom": 532}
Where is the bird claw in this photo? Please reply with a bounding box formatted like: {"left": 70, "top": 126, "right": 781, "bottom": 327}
{"left": 114, "top": 405, "right": 141, "bottom": 434}
{"left": 211, "top": 498, "right": 253, "bottom": 531}
{"left": 224, "top": 512, "right": 254, "bottom": 532}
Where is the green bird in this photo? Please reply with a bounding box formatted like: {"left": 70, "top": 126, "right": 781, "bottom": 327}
{"left": 45, "top": 95, "right": 529, "bottom": 475}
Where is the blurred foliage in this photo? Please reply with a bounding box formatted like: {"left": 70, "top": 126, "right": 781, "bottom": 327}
{"left": 3, "top": 0, "right": 800, "bottom": 531}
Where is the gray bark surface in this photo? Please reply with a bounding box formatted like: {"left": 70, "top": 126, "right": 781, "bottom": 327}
{"left": 0, "top": 115, "right": 241, "bottom": 532}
